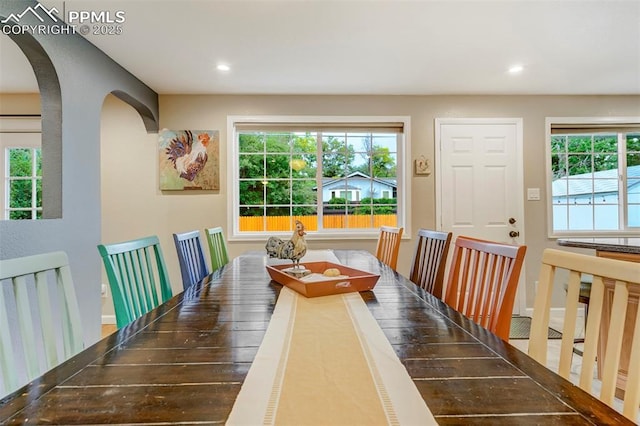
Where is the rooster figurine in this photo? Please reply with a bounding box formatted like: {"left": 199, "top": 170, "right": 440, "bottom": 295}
{"left": 165, "top": 130, "right": 209, "bottom": 181}
{"left": 265, "top": 220, "right": 307, "bottom": 270}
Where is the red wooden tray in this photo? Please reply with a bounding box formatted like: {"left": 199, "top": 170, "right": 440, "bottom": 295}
{"left": 266, "top": 261, "right": 379, "bottom": 298}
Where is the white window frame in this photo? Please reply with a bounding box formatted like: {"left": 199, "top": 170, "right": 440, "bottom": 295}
{"left": 227, "top": 115, "right": 411, "bottom": 241}
{"left": 0, "top": 117, "right": 42, "bottom": 220}
{"left": 545, "top": 116, "right": 640, "bottom": 237}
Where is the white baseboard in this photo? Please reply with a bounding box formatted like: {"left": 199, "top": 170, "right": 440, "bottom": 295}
{"left": 101, "top": 315, "right": 116, "bottom": 325}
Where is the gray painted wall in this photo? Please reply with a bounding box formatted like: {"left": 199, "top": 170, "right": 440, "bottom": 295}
{"left": 0, "top": 0, "right": 158, "bottom": 344}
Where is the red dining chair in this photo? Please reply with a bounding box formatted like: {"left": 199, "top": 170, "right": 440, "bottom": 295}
{"left": 375, "top": 226, "right": 403, "bottom": 270}
{"left": 444, "top": 235, "right": 526, "bottom": 341}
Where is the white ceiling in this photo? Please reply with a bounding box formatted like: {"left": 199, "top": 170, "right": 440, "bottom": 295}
{"left": 2, "top": 0, "right": 640, "bottom": 95}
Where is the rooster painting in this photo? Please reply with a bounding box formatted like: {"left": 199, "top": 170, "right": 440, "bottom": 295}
{"left": 165, "top": 130, "right": 209, "bottom": 181}
{"left": 159, "top": 129, "right": 220, "bottom": 190}
{"left": 265, "top": 220, "right": 308, "bottom": 269}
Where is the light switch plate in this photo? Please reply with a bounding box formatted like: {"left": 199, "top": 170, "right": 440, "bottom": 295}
{"left": 527, "top": 188, "right": 541, "bottom": 201}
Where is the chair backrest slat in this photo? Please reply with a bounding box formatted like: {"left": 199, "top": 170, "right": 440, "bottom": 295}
{"left": 205, "top": 227, "right": 230, "bottom": 272}
{"left": 143, "top": 246, "right": 160, "bottom": 311}
{"left": 529, "top": 248, "right": 640, "bottom": 421}
{"left": 35, "top": 269, "right": 57, "bottom": 367}
{"left": 98, "top": 236, "right": 172, "bottom": 329}
{"left": 14, "top": 276, "right": 40, "bottom": 379}
{"left": 444, "top": 236, "right": 527, "bottom": 341}
{"left": 0, "top": 251, "right": 84, "bottom": 397}
{"left": 375, "top": 226, "right": 404, "bottom": 270}
{"left": 409, "top": 228, "right": 452, "bottom": 298}
{"left": 173, "top": 230, "right": 209, "bottom": 290}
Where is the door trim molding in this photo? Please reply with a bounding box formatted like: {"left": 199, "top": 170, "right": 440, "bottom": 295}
{"left": 434, "top": 117, "right": 526, "bottom": 314}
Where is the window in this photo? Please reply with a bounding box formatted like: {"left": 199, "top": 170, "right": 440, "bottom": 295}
{"left": 0, "top": 117, "right": 42, "bottom": 220}
{"left": 546, "top": 117, "right": 640, "bottom": 235}
{"left": 4, "top": 147, "right": 42, "bottom": 219}
{"left": 228, "top": 116, "right": 409, "bottom": 238}
{"left": 333, "top": 189, "right": 360, "bottom": 201}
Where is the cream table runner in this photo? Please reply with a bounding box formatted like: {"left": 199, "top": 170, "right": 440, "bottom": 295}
{"left": 227, "top": 251, "right": 436, "bottom": 425}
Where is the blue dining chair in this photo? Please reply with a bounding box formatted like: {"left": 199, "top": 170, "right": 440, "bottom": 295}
{"left": 98, "top": 235, "right": 173, "bottom": 329}
{"left": 173, "top": 230, "right": 209, "bottom": 290}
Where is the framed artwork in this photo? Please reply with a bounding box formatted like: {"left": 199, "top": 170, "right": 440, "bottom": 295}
{"left": 158, "top": 129, "right": 220, "bottom": 190}
{"left": 414, "top": 155, "right": 431, "bottom": 176}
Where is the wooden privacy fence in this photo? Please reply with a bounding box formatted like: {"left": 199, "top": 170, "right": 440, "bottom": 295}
{"left": 239, "top": 215, "right": 397, "bottom": 232}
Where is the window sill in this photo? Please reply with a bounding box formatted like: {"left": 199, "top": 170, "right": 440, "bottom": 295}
{"left": 549, "top": 231, "right": 640, "bottom": 239}
{"left": 229, "top": 230, "right": 411, "bottom": 242}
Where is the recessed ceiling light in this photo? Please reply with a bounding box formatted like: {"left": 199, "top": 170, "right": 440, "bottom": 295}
{"left": 217, "top": 64, "right": 230, "bottom": 72}
{"left": 508, "top": 65, "right": 524, "bottom": 74}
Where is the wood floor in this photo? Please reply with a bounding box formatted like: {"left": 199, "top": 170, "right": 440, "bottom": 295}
{"left": 101, "top": 324, "right": 117, "bottom": 338}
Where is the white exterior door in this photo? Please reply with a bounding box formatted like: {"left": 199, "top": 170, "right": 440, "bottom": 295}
{"left": 435, "top": 118, "right": 525, "bottom": 313}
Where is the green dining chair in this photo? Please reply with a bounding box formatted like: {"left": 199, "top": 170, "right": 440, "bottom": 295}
{"left": 205, "top": 227, "right": 229, "bottom": 271}
{"left": 98, "top": 235, "right": 173, "bottom": 329}
{"left": 0, "top": 251, "right": 84, "bottom": 397}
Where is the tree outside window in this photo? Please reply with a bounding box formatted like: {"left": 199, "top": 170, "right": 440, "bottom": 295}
{"left": 5, "top": 147, "right": 42, "bottom": 220}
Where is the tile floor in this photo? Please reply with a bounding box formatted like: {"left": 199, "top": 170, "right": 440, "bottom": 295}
{"left": 509, "top": 314, "right": 639, "bottom": 424}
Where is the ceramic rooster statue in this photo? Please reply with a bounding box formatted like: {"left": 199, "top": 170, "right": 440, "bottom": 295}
{"left": 165, "top": 130, "right": 209, "bottom": 181}
{"left": 265, "top": 220, "right": 307, "bottom": 269}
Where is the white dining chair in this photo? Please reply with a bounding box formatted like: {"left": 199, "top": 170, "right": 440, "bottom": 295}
{"left": 0, "top": 251, "right": 84, "bottom": 397}
{"left": 529, "top": 248, "right": 640, "bottom": 421}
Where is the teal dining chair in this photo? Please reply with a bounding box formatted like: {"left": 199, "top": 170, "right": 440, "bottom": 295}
{"left": 205, "top": 227, "right": 230, "bottom": 272}
{"left": 98, "top": 235, "right": 173, "bottom": 329}
{"left": 173, "top": 230, "right": 209, "bottom": 290}
{"left": 0, "top": 251, "right": 84, "bottom": 397}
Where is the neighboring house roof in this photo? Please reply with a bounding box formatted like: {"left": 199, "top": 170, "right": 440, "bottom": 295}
{"left": 552, "top": 165, "right": 640, "bottom": 197}
{"left": 331, "top": 184, "right": 360, "bottom": 191}
{"left": 319, "top": 171, "right": 397, "bottom": 190}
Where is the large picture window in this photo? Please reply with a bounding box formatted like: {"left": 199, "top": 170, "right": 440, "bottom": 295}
{"left": 546, "top": 117, "right": 640, "bottom": 235}
{"left": 228, "top": 116, "right": 409, "bottom": 238}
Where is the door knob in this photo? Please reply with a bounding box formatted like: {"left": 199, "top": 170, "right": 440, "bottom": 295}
{"left": 509, "top": 231, "right": 520, "bottom": 238}
{"left": 508, "top": 217, "right": 516, "bottom": 224}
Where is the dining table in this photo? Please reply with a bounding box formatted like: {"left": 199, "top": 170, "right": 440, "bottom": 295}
{"left": 0, "top": 249, "right": 633, "bottom": 425}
